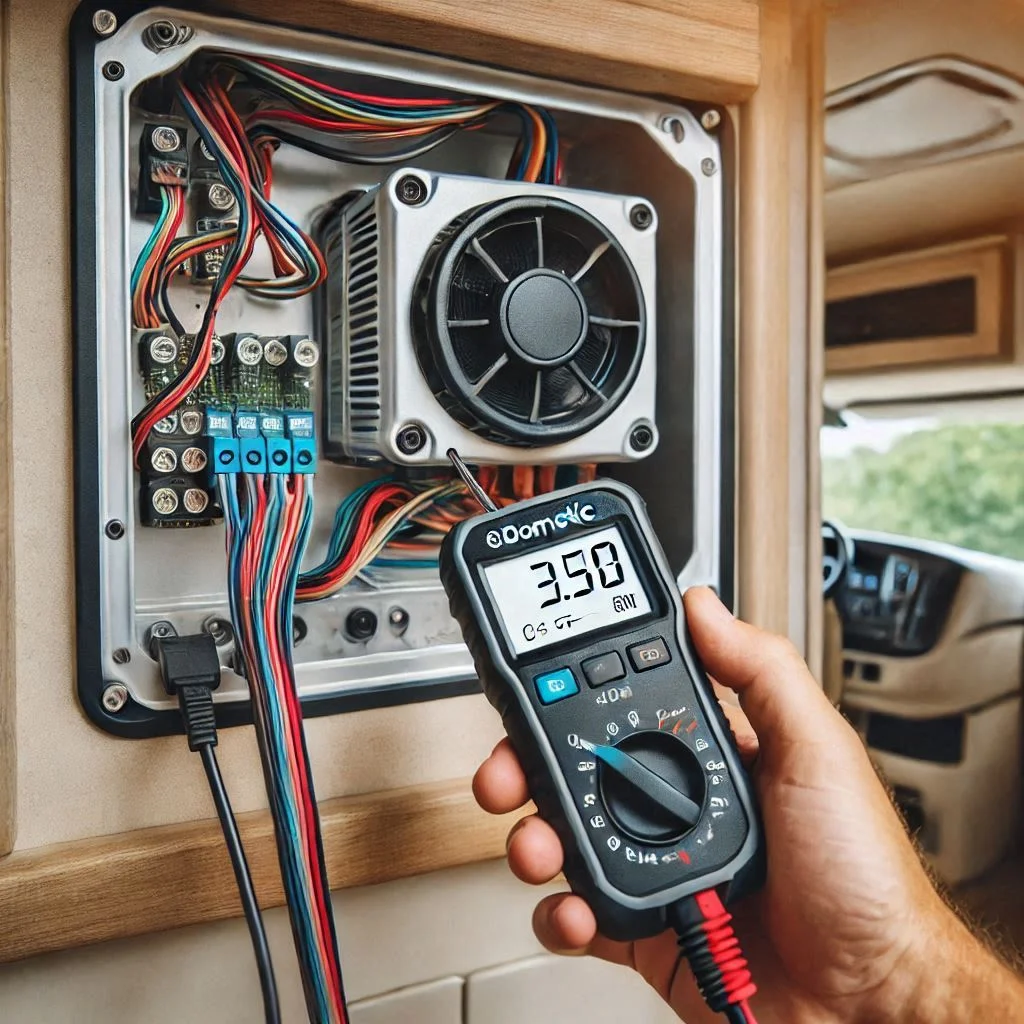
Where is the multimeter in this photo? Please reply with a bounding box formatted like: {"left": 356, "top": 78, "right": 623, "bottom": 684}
{"left": 440, "top": 476, "right": 763, "bottom": 942}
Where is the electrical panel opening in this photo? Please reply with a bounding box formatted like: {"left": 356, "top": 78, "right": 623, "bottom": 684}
{"left": 72, "top": 4, "right": 733, "bottom": 737}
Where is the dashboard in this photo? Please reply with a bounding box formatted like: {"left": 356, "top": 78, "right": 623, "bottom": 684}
{"left": 834, "top": 530, "right": 1024, "bottom": 885}
{"left": 837, "top": 538, "right": 963, "bottom": 657}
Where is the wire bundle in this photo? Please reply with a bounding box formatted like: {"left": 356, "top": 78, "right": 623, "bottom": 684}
{"left": 130, "top": 73, "right": 327, "bottom": 464}
{"left": 297, "top": 477, "right": 470, "bottom": 601}
{"left": 131, "top": 183, "right": 187, "bottom": 329}
{"left": 220, "top": 469, "right": 349, "bottom": 1024}
{"left": 212, "top": 54, "right": 560, "bottom": 185}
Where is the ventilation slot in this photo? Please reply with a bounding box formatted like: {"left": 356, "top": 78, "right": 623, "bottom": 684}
{"left": 344, "top": 203, "right": 381, "bottom": 441}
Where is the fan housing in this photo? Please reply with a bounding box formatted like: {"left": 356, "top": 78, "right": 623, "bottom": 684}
{"left": 317, "top": 169, "right": 658, "bottom": 465}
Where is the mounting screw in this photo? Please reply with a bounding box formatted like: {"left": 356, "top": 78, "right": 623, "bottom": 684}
{"left": 292, "top": 616, "right": 308, "bottom": 645}
{"left": 629, "top": 203, "right": 654, "bottom": 230}
{"left": 700, "top": 109, "right": 722, "bottom": 131}
{"left": 102, "top": 683, "right": 129, "bottom": 714}
{"left": 395, "top": 423, "right": 426, "bottom": 455}
{"left": 701, "top": 157, "right": 717, "bottom": 177}
{"left": 388, "top": 607, "right": 410, "bottom": 636}
{"left": 143, "top": 19, "right": 190, "bottom": 53}
{"left": 112, "top": 647, "right": 131, "bottom": 665}
{"left": 151, "top": 126, "right": 181, "bottom": 153}
{"left": 145, "top": 620, "right": 178, "bottom": 658}
{"left": 207, "top": 182, "right": 235, "bottom": 211}
{"left": 105, "top": 519, "right": 125, "bottom": 540}
{"left": 92, "top": 10, "right": 118, "bottom": 36}
{"left": 202, "top": 616, "right": 234, "bottom": 647}
{"left": 102, "top": 61, "right": 125, "bottom": 81}
{"left": 396, "top": 175, "right": 427, "bottom": 206}
{"left": 245, "top": 451, "right": 261, "bottom": 466}
{"left": 628, "top": 422, "right": 655, "bottom": 452}
{"left": 659, "top": 116, "right": 685, "bottom": 143}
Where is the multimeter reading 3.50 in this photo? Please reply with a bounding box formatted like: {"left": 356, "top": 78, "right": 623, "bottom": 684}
{"left": 440, "top": 469, "right": 764, "bottom": 1024}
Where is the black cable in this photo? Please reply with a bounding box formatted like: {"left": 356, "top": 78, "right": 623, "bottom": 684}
{"left": 724, "top": 1007, "right": 749, "bottom": 1024}
{"left": 200, "top": 744, "right": 282, "bottom": 1024}
{"left": 154, "top": 634, "right": 283, "bottom": 1024}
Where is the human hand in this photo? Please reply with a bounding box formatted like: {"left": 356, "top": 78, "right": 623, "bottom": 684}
{"left": 473, "top": 587, "right": 1024, "bottom": 1024}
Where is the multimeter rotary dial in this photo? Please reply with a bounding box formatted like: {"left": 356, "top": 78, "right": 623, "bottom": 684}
{"left": 589, "top": 730, "right": 707, "bottom": 844}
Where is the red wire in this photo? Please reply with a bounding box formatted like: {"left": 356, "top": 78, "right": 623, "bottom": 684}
{"left": 251, "top": 57, "right": 470, "bottom": 108}
{"left": 739, "top": 1000, "right": 759, "bottom": 1024}
{"left": 264, "top": 477, "right": 346, "bottom": 1018}
{"left": 248, "top": 109, "right": 441, "bottom": 134}
{"left": 694, "top": 890, "right": 757, "bottom": 1006}
{"left": 295, "top": 484, "right": 411, "bottom": 598}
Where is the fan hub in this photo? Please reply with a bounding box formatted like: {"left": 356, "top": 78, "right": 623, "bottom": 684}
{"left": 499, "top": 269, "right": 589, "bottom": 367}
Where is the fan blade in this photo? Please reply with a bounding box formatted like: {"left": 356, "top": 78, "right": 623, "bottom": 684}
{"left": 470, "top": 237, "right": 509, "bottom": 283}
{"left": 471, "top": 353, "right": 510, "bottom": 395}
{"left": 448, "top": 318, "right": 491, "bottom": 328}
{"left": 571, "top": 240, "right": 611, "bottom": 283}
{"left": 590, "top": 316, "right": 641, "bottom": 328}
{"left": 530, "top": 371, "right": 543, "bottom": 423}
{"left": 568, "top": 360, "right": 609, "bottom": 402}
{"left": 535, "top": 215, "right": 544, "bottom": 268}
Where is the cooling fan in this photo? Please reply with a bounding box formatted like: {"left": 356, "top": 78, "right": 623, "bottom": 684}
{"left": 317, "top": 169, "right": 659, "bottom": 465}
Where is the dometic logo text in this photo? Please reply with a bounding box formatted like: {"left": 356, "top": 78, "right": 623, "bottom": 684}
{"left": 486, "top": 502, "right": 597, "bottom": 549}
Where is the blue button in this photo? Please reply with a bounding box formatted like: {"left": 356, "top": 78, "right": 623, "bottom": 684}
{"left": 534, "top": 668, "right": 579, "bottom": 705}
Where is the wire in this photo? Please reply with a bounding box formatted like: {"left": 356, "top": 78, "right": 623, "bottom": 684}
{"left": 670, "top": 889, "right": 758, "bottom": 1023}
{"left": 222, "top": 471, "right": 349, "bottom": 1023}
{"left": 200, "top": 744, "right": 282, "bottom": 1024}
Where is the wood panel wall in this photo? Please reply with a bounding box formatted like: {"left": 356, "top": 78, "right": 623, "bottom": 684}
{"left": 221, "top": 0, "right": 761, "bottom": 105}
{"left": 737, "top": 0, "right": 824, "bottom": 670}
{"left": 0, "top": 0, "right": 827, "bottom": 959}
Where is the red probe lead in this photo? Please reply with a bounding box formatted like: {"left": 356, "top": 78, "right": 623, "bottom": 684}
{"left": 671, "top": 888, "right": 759, "bottom": 1023}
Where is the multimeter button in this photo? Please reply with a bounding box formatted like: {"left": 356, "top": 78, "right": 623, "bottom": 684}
{"left": 628, "top": 637, "right": 671, "bottom": 672}
{"left": 534, "top": 668, "right": 579, "bottom": 705}
{"left": 581, "top": 652, "right": 626, "bottom": 688}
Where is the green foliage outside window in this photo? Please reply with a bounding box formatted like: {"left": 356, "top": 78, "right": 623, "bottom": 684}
{"left": 822, "top": 422, "right": 1024, "bottom": 560}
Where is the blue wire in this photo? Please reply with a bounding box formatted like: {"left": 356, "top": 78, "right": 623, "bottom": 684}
{"left": 224, "top": 474, "right": 331, "bottom": 1021}
{"left": 130, "top": 186, "right": 171, "bottom": 295}
{"left": 540, "top": 109, "right": 559, "bottom": 184}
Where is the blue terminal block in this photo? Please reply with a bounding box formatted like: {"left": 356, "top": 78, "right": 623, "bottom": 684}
{"left": 234, "top": 410, "right": 267, "bottom": 473}
{"left": 259, "top": 411, "right": 291, "bottom": 474}
{"left": 285, "top": 411, "right": 317, "bottom": 474}
{"left": 203, "top": 406, "right": 240, "bottom": 480}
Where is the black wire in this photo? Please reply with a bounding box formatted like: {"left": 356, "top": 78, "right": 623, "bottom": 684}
{"left": 248, "top": 122, "right": 467, "bottom": 165}
{"left": 199, "top": 744, "right": 282, "bottom": 1024}
{"left": 724, "top": 1007, "right": 749, "bottom": 1024}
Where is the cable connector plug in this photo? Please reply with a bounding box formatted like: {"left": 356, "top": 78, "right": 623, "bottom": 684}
{"left": 154, "top": 633, "right": 221, "bottom": 751}
{"left": 670, "top": 888, "right": 758, "bottom": 1022}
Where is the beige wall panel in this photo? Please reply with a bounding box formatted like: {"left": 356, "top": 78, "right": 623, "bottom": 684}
{"left": 8, "top": 0, "right": 508, "bottom": 853}
{"left": 465, "top": 954, "right": 680, "bottom": 1024}
{"left": 0, "top": 0, "right": 16, "bottom": 857}
{"left": 0, "top": 860, "right": 554, "bottom": 1020}
{"left": 350, "top": 978, "right": 462, "bottom": 1024}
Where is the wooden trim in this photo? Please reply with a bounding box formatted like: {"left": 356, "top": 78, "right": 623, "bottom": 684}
{"left": 796, "top": 0, "right": 826, "bottom": 678}
{"left": 737, "top": 0, "right": 821, "bottom": 644}
{"left": 0, "top": 0, "right": 15, "bottom": 859}
{"left": 0, "top": 778, "right": 519, "bottom": 964}
{"left": 825, "top": 236, "right": 1011, "bottom": 374}
{"left": 220, "top": 0, "right": 760, "bottom": 105}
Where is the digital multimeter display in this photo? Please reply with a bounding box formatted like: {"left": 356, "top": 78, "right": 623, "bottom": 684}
{"left": 482, "top": 525, "right": 653, "bottom": 656}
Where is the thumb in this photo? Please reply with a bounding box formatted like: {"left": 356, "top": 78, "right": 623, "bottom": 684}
{"left": 682, "top": 587, "right": 843, "bottom": 753}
